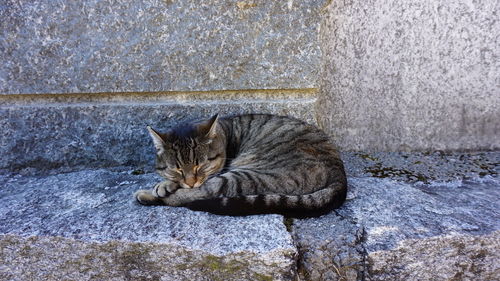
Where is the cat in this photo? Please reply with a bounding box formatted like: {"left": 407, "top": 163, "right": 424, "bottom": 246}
{"left": 134, "top": 114, "right": 347, "bottom": 217}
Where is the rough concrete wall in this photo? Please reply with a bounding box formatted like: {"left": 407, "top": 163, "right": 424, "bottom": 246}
{"left": 317, "top": 0, "right": 500, "bottom": 151}
{"left": 0, "top": 0, "right": 326, "bottom": 94}
{"left": 0, "top": 0, "right": 326, "bottom": 171}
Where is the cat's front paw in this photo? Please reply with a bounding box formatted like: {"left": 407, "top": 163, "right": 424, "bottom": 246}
{"left": 135, "top": 190, "right": 162, "bottom": 206}
{"left": 153, "top": 180, "right": 178, "bottom": 198}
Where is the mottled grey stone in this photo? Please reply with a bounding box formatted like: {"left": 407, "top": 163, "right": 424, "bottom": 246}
{"left": 293, "top": 214, "right": 364, "bottom": 281}
{"left": 348, "top": 176, "right": 499, "bottom": 250}
{"left": 316, "top": 0, "right": 500, "bottom": 151}
{"left": 0, "top": 169, "right": 297, "bottom": 281}
{"left": 293, "top": 155, "right": 500, "bottom": 281}
{"left": 353, "top": 176, "right": 500, "bottom": 281}
{"left": 0, "top": 91, "right": 317, "bottom": 172}
{"left": 2, "top": 150, "right": 500, "bottom": 280}
{"left": 0, "top": 0, "right": 326, "bottom": 94}
{"left": 367, "top": 231, "right": 500, "bottom": 281}
{"left": 341, "top": 151, "right": 500, "bottom": 182}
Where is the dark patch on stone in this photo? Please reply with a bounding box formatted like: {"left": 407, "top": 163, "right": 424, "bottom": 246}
{"left": 283, "top": 217, "right": 294, "bottom": 232}
{"left": 131, "top": 169, "right": 145, "bottom": 175}
{"left": 364, "top": 163, "right": 431, "bottom": 184}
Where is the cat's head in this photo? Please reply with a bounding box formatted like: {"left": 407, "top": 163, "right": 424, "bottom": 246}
{"left": 147, "top": 115, "right": 226, "bottom": 189}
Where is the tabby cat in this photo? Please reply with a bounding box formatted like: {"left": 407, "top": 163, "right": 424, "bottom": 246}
{"left": 134, "top": 114, "right": 347, "bottom": 217}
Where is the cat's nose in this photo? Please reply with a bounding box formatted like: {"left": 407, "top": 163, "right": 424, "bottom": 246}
{"left": 184, "top": 176, "right": 197, "bottom": 188}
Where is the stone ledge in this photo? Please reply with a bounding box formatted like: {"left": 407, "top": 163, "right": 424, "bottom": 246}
{"left": 0, "top": 169, "right": 297, "bottom": 281}
{"left": 4, "top": 168, "right": 498, "bottom": 281}
{"left": 293, "top": 152, "right": 500, "bottom": 280}
{"left": 0, "top": 90, "right": 317, "bottom": 172}
{"left": 1, "top": 153, "right": 499, "bottom": 280}
{"left": 0, "top": 88, "right": 317, "bottom": 106}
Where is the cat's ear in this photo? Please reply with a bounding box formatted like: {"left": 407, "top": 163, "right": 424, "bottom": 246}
{"left": 147, "top": 126, "right": 166, "bottom": 154}
{"left": 200, "top": 114, "right": 219, "bottom": 139}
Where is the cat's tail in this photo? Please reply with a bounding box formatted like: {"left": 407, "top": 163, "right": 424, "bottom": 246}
{"left": 184, "top": 182, "right": 347, "bottom": 218}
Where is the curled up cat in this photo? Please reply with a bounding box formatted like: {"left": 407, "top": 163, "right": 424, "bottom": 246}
{"left": 134, "top": 114, "right": 347, "bottom": 218}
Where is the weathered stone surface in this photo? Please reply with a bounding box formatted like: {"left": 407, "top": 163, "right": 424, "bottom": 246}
{"left": 1, "top": 151, "right": 499, "bottom": 280}
{"left": 3, "top": 1, "right": 498, "bottom": 279}
{"left": 0, "top": 90, "right": 317, "bottom": 172}
{"left": 356, "top": 176, "right": 499, "bottom": 281}
{"left": 293, "top": 214, "right": 364, "bottom": 281}
{"left": 317, "top": 0, "right": 500, "bottom": 151}
{"left": 0, "top": 169, "right": 297, "bottom": 281}
{"left": 0, "top": 0, "right": 326, "bottom": 94}
{"left": 367, "top": 231, "right": 500, "bottom": 281}
{"left": 294, "top": 175, "right": 500, "bottom": 280}
{"left": 342, "top": 151, "right": 499, "bottom": 182}
{"left": 293, "top": 152, "right": 500, "bottom": 280}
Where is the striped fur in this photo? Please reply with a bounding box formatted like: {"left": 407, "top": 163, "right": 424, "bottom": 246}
{"left": 135, "top": 114, "right": 347, "bottom": 217}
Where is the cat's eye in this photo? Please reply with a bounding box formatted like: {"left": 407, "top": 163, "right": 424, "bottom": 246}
{"left": 156, "top": 166, "right": 167, "bottom": 170}
{"left": 208, "top": 154, "right": 219, "bottom": 161}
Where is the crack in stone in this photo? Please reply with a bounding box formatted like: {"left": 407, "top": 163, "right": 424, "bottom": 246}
{"left": 356, "top": 226, "right": 368, "bottom": 281}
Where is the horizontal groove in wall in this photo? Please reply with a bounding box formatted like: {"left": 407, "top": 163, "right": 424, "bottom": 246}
{"left": 0, "top": 88, "right": 318, "bottom": 107}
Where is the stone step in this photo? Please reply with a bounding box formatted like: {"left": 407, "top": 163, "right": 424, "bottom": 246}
{"left": 0, "top": 89, "right": 317, "bottom": 173}
{"left": 0, "top": 168, "right": 297, "bottom": 281}
{"left": 1, "top": 152, "right": 499, "bottom": 280}
{"left": 293, "top": 151, "right": 500, "bottom": 280}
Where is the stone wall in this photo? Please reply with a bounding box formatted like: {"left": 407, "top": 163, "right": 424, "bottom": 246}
{"left": 1, "top": 0, "right": 325, "bottom": 94}
{"left": 0, "top": 0, "right": 326, "bottom": 171}
{"left": 316, "top": 0, "right": 500, "bottom": 151}
{"left": 1, "top": 0, "right": 498, "bottom": 161}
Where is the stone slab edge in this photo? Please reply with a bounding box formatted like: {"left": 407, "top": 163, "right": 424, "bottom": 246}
{"left": 0, "top": 234, "right": 297, "bottom": 281}
{"left": 0, "top": 88, "right": 317, "bottom": 106}
{"left": 0, "top": 169, "right": 299, "bottom": 281}
{"left": 0, "top": 88, "right": 318, "bottom": 172}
